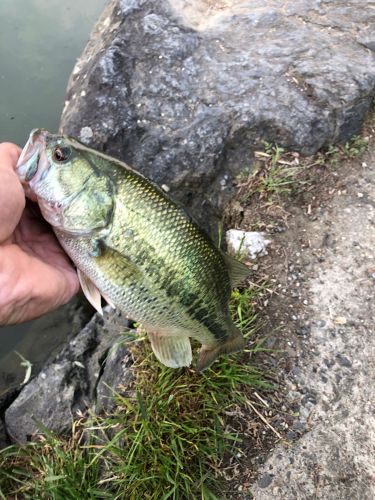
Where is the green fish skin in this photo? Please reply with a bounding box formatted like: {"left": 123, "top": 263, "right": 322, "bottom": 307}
{"left": 16, "top": 129, "right": 249, "bottom": 371}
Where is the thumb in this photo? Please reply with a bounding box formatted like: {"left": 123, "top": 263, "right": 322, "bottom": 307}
{"left": 0, "top": 143, "right": 25, "bottom": 243}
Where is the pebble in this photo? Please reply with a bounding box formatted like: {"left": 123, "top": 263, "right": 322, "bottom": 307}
{"left": 291, "top": 366, "right": 301, "bottom": 377}
{"left": 226, "top": 229, "right": 271, "bottom": 259}
{"left": 79, "top": 126, "right": 94, "bottom": 143}
{"left": 258, "top": 474, "right": 273, "bottom": 488}
{"left": 287, "top": 430, "right": 296, "bottom": 440}
{"left": 336, "top": 354, "right": 352, "bottom": 367}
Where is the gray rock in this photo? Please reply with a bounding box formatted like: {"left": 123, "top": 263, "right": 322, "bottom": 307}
{"left": 0, "top": 419, "right": 9, "bottom": 449}
{"left": 95, "top": 342, "right": 133, "bottom": 413}
{"left": 4, "top": 310, "right": 132, "bottom": 444}
{"left": 0, "top": 297, "right": 93, "bottom": 402}
{"left": 61, "top": 0, "right": 375, "bottom": 234}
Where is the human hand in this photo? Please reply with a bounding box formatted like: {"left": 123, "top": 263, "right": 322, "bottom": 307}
{"left": 0, "top": 142, "right": 79, "bottom": 325}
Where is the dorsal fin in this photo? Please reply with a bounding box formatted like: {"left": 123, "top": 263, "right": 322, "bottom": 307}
{"left": 222, "top": 252, "right": 250, "bottom": 288}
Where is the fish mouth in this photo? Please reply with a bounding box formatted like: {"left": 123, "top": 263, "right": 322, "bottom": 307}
{"left": 16, "top": 128, "right": 49, "bottom": 183}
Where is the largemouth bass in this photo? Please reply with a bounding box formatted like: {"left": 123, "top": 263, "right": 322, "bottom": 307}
{"left": 16, "top": 129, "right": 249, "bottom": 371}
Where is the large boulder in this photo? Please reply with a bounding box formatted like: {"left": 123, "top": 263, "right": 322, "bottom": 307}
{"left": 61, "top": 0, "right": 375, "bottom": 232}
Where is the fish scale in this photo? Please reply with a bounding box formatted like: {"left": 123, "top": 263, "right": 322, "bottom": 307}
{"left": 16, "top": 129, "right": 249, "bottom": 371}
{"left": 110, "top": 172, "right": 230, "bottom": 318}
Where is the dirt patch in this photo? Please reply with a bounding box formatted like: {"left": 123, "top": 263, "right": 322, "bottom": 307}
{"left": 224, "top": 123, "right": 375, "bottom": 497}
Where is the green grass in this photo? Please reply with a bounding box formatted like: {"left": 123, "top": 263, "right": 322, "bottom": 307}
{"left": 256, "top": 143, "right": 311, "bottom": 198}
{"left": 236, "top": 142, "right": 308, "bottom": 204}
{"left": 236, "top": 133, "right": 369, "bottom": 206}
{"left": 342, "top": 134, "right": 369, "bottom": 157}
{"left": 0, "top": 288, "right": 271, "bottom": 500}
{"left": 314, "top": 135, "right": 369, "bottom": 168}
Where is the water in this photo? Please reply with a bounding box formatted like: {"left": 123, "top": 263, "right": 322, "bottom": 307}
{"left": 0, "top": 0, "right": 107, "bottom": 391}
{"left": 0, "top": 0, "right": 107, "bottom": 144}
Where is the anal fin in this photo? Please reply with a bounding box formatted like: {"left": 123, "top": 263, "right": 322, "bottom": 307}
{"left": 148, "top": 332, "right": 192, "bottom": 368}
{"left": 77, "top": 269, "right": 103, "bottom": 315}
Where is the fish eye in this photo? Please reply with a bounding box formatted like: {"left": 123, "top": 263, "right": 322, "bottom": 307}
{"left": 53, "top": 146, "right": 71, "bottom": 163}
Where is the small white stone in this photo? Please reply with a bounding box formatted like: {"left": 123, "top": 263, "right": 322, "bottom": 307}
{"left": 161, "top": 184, "right": 170, "bottom": 192}
{"left": 226, "top": 229, "right": 271, "bottom": 259}
{"left": 79, "top": 126, "right": 94, "bottom": 143}
{"left": 334, "top": 316, "right": 347, "bottom": 325}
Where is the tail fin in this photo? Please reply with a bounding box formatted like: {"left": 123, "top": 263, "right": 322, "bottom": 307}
{"left": 196, "top": 325, "right": 245, "bottom": 372}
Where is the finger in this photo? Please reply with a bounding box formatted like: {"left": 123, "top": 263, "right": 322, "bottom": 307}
{"left": 0, "top": 143, "right": 25, "bottom": 242}
{"left": 0, "top": 244, "right": 79, "bottom": 325}
{"left": 0, "top": 143, "right": 22, "bottom": 166}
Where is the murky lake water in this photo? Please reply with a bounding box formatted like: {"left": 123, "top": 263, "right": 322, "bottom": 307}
{"left": 0, "top": 0, "right": 107, "bottom": 391}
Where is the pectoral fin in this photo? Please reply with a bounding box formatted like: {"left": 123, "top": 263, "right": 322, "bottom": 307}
{"left": 78, "top": 269, "right": 103, "bottom": 315}
{"left": 102, "top": 292, "right": 116, "bottom": 309}
{"left": 148, "top": 332, "right": 192, "bottom": 368}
